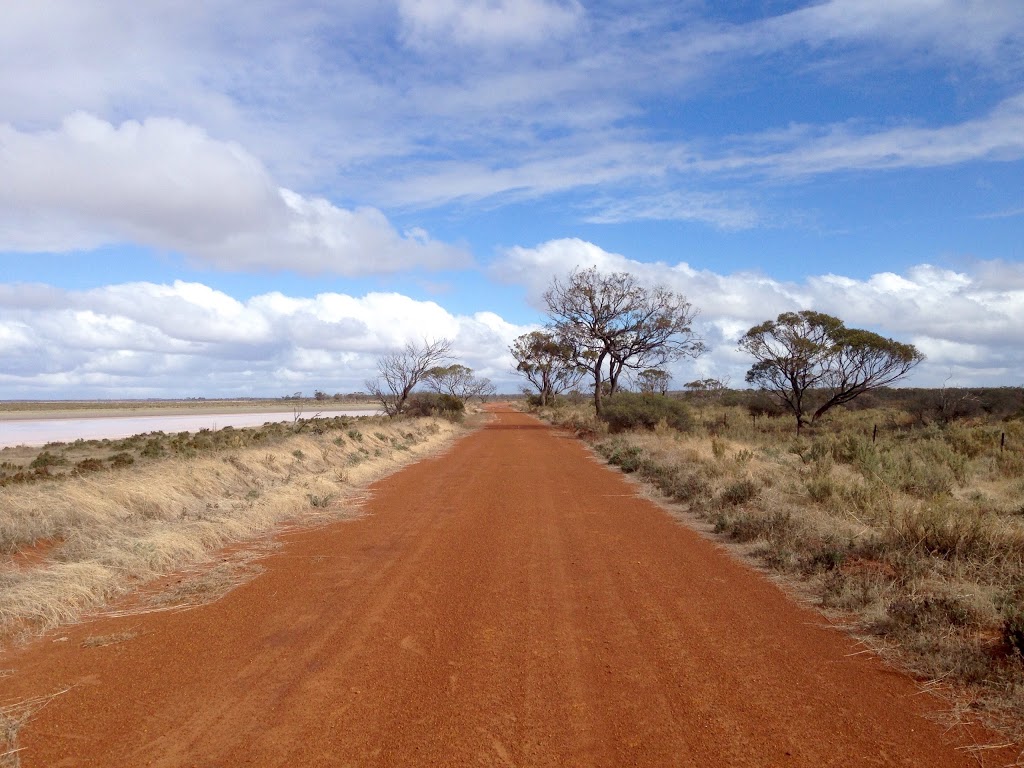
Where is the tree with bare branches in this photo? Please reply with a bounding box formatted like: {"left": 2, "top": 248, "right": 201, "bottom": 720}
{"left": 542, "top": 267, "right": 705, "bottom": 415}
{"left": 365, "top": 338, "right": 453, "bottom": 417}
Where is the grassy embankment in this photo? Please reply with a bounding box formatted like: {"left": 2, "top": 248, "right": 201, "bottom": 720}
{"left": 540, "top": 399, "right": 1024, "bottom": 743}
{"left": 0, "top": 412, "right": 461, "bottom": 645}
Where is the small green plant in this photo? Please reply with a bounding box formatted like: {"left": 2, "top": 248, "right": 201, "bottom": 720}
{"left": 347, "top": 429, "right": 363, "bottom": 441}
{"left": 292, "top": 449, "right": 305, "bottom": 460}
{"left": 109, "top": 452, "right": 135, "bottom": 468}
{"left": 718, "top": 477, "right": 760, "bottom": 507}
{"left": 74, "top": 458, "right": 105, "bottom": 473}
{"left": 140, "top": 439, "right": 165, "bottom": 458}
{"left": 30, "top": 451, "right": 66, "bottom": 469}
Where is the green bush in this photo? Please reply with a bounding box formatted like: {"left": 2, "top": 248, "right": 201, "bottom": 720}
{"left": 404, "top": 393, "right": 465, "bottom": 421}
{"left": 109, "top": 452, "right": 135, "bottom": 468}
{"left": 30, "top": 450, "right": 66, "bottom": 469}
{"left": 599, "top": 392, "right": 692, "bottom": 433}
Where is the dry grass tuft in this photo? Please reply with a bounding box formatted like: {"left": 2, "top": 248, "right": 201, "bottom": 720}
{"left": 1, "top": 688, "right": 70, "bottom": 767}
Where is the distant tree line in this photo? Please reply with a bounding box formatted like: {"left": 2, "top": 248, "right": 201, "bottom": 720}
{"left": 511, "top": 268, "right": 929, "bottom": 431}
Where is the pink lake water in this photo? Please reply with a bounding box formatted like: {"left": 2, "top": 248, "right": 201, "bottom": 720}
{"left": 0, "top": 410, "right": 380, "bottom": 449}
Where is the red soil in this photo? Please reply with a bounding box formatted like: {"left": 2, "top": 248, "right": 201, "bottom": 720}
{"left": 1, "top": 408, "right": 1017, "bottom": 766}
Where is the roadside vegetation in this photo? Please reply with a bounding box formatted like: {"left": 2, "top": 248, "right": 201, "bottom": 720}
{"left": 535, "top": 386, "right": 1024, "bottom": 740}
{"left": 0, "top": 413, "right": 463, "bottom": 645}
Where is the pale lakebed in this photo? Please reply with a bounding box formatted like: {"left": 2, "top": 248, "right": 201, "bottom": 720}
{"left": 0, "top": 410, "right": 381, "bottom": 449}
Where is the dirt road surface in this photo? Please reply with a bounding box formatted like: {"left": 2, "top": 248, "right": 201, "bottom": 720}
{"left": 2, "top": 408, "right": 1015, "bottom": 766}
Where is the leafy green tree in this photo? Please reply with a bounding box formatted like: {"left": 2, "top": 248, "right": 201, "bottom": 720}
{"left": 424, "top": 363, "right": 496, "bottom": 404}
{"left": 542, "top": 267, "right": 705, "bottom": 415}
{"left": 738, "top": 310, "right": 924, "bottom": 432}
{"left": 509, "top": 331, "right": 583, "bottom": 406}
{"left": 637, "top": 368, "right": 672, "bottom": 395}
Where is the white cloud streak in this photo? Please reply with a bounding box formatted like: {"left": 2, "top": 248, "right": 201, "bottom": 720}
{"left": 0, "top": 113, "right": 469, "bottom": 274}
{"left": 398, "top": 0, "right": 583, "bottom": 48}
{"left": 3, "top": 1, "right": 1021, "bottom": 223}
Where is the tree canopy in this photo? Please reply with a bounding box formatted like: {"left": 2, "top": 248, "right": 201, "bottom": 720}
{"left": 424, "top": 364, "right": 495, "bottom": 403}
{"left": 738, "top": 310, "right": 924, "bottom": 430}
{"left": 540, "top": 267, "right": 705, "bottom": 414}
{"left": 509, "top": 330, "right": 583, "bottom": 406}
{"left": 637, "top": 368, "right": 672, "bottom": 395}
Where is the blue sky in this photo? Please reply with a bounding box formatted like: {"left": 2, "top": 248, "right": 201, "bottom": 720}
{"left": 1, "top": 0, "right": 1022, "bottom": 398}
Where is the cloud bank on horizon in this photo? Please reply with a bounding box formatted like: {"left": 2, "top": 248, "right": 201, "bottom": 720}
{"left": 1, "top": 0, "right": 1022, "bottom": 397}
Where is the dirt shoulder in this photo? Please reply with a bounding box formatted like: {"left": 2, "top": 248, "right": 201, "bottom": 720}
{"left": 1, "top": 408, "right": 1017, "bottom": 766}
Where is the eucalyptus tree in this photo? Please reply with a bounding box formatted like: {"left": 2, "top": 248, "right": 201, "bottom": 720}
{"left": 637, "top": 368, "right": 672, "bottom": 395}
{"left": 509, "top": 330, "right": 582, "bottom": 406}
{"left": 542, "top": 267, "right": 705, "bottom": 415}
{"left": 738, "top": 310, "right": 924, "bottom": 432}
{"left": 424, "top": 363, "right": 496, "bottom": 404}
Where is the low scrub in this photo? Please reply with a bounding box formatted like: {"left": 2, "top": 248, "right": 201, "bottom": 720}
{"left": 599, "top": 392, "right": 693, "bottom": 433}
{"left": 404, "top": 392, "right": 465, "bottom": 422}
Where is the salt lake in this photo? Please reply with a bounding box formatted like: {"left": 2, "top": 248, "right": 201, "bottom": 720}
{"left": 0, "top": 410, "right": 381, "bottom": 449}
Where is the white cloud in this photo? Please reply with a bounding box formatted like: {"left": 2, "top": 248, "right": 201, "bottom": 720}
{"left": 0, "top": 281, "right": 531, "bottom": 398}
{"left": 701, "top": 93, "right": 1024, "bottom": 178}
{"left": 398, "top": 0, "right": 583, "bottom": 48}
{"left": 1, "top": 2, "right": 1021, "bottom": 221}
{"left": 583, "top": 191, "right": 762, "bottom": 230}
{"left": 0, "top": 113, "right": 469, "bottom": 275}
{"left": 493, "top": 239, "right": 1024, "bottom": 387}
{"left": 759, "top": 0, "right": 1024, "bottom": 64}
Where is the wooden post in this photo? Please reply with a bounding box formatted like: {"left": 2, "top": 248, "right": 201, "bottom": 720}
{"left": 1001, "top": 432, "right": 1006, "bottom": 452}
{"left": 872, "top": 424, "right": 878, "bottom": 443}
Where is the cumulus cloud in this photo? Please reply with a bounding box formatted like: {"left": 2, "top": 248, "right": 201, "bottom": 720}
{"left": 0, "top": 281, "right": 532, "bottom": 398}
{"left": 0, "top": 113, "right": 469, "bottom": 275}
{"left": 398, "top": 0, "right": 583, "bottom": 48}
{"left": 493, "top": 239, "right": 1024, "bottom": 387}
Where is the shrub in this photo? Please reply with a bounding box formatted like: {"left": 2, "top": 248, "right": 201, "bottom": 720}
{"left": 886, "top": 593, "right": 984, "bottom": 632}
{"left": 1003, "top": 606, "right": 1024, "bottom": 659}
{"left": 74, "top": 458, "right": 105, "bottom": 473}
{"left": 140, "top": 439, "right": 165, "bottom": 458}
{"left": 718, "top": 477, "right": 760, "bottom": 507}
{"left": 599, "top": 392, "right": 692, "bottom": 433}
{"left": 30, "top": 451, "right": 66, "bottom": 469}
{"left": 109, "top": 452, "right": 135, "bottom": 468}
{"left": 404, "top": 392, "right": 465, "bottom": 421}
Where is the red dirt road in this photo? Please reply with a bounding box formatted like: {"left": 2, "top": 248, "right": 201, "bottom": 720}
{"left": 2, "top": 408, "right": 1014, "bottom": 766}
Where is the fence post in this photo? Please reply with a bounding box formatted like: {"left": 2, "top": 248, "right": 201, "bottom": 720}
{"left": 872, "top": 424, "right": 878, "bottom": 443}
{"left": 1002, "top": 432, "right": 1006, "bottom": 452}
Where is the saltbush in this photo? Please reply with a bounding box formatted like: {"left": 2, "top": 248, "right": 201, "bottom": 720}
{"left": 599, "top": 392, "right": 692, "bottom": 433}
{"left": 404, "top": 392, "right": 465, "bottom": 422}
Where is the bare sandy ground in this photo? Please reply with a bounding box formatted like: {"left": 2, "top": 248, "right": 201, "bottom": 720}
{"left": 1, "top": 407, "right": 1016, "bottom": 766}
